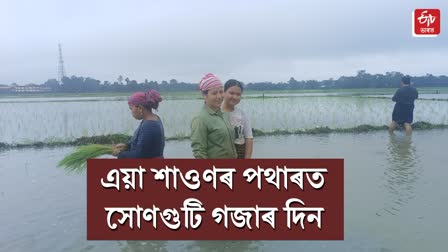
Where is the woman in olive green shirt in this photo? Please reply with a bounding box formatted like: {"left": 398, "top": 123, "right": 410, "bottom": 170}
{"left": 190, "top": 73, "right": 237, "bottom": 159}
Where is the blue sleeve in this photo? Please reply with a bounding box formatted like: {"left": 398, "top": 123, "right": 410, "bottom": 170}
{"left": 118, "top": 122, "right": 154, "bottom": 158}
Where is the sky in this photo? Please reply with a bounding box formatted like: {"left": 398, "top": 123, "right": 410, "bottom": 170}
{"left": 1, "top": 0, "right": 447, "bottom": 85}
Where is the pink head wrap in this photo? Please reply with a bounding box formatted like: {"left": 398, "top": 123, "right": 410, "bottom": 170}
{"left": 198, "top": 73, "right": 223, "bottom": 92}
{"left": 128, "top": 89, "right": 162, "bottom": 110}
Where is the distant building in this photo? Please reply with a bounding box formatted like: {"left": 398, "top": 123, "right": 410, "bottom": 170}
{"left": 0, "top": 84, "right": 12, "bottom": 93}
{"left": 11, "top": 84, "right": 52, "bottom": 93}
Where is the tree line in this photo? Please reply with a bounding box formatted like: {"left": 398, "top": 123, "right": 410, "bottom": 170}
{"left": 2, "top": 70, "right": 448, "bottom": 93}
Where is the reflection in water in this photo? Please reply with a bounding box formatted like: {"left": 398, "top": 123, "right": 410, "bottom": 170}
{"left": 186, "top": 240, "right": 261, "bottom": 252}
{"left": 119, "top": 240, "right": 168, "bottom": 252}
{"left": 379, "top": 133, "right": 421, "bottom": 216}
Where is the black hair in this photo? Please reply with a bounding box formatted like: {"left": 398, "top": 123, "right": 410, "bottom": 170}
{"left": 141, "top": 103, "right": 154, "bottom": 111}
{"left": 224, "top": 79, "right": 244, "bottom": 92}
{"left": 401, "top": 75, "right": 411, "bottom": 85}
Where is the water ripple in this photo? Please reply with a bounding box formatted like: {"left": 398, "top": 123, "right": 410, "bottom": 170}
{"left": 378, "top": 133, "right": 422, "bottom": 216}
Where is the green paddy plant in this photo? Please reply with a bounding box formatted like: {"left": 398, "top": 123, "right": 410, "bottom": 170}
{"left": 57, "top": 144, "right": 114, "bottom": 173}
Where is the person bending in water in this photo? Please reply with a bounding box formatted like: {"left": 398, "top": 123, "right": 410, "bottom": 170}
{"left": 389, "top": 75, "right": 418, "bottom": 135}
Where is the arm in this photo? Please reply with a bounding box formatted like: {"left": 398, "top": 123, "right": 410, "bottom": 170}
{"left": 111, "top": 143, "right": 129, "bottom": 156}
{"left": 117, "top": 123, "right": 153, "bottom": 158}
{"left": 244, "top": 138, "right": 253, "bottom": 159}
{"left": 190, "top": 117, "right": 208, "bottom": 159}
{"left": 392, "top": 89, "right": 400, "bottom": 102}
{"left": 114, "top": 143, "right": 128, "bottom": 150}
{"left": 242, "top": 110, "right": 254, "bottom": 159}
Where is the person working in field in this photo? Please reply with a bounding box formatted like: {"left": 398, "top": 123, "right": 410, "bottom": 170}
{"left": 190, "top": 73, "right": 237, "bottom": 159}
{"left": 112, "top": 89, "right": 165, "bottom": 158}
{"left": 222, "top": 79, "right": 253, "bottom": 159}
{"left": 389, "top": 75, "right": 419, "bottom": 135}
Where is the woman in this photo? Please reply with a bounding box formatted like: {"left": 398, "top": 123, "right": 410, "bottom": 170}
{"left": 190, "top": 73, "right": 237, "bottom": 159}
{"left": 112, "top": 89, "right": 165, "bottom": 158}
{"left": 222, "top": 79, "right": 253, "bottom": 159}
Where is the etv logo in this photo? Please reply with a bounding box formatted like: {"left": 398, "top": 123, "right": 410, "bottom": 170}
{"left": 412, "top": 9, "right": 440, "bottom": 37}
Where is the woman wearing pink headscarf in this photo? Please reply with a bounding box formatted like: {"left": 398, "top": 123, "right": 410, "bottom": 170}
{"left": 112, "top": 89, "right": 165, "bottom": 158}
{"left": 190, "top": 73, "right": 237, "bottom": 158}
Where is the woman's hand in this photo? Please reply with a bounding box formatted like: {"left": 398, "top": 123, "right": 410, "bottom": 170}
{"left": 111, "top": 143, "right": 128, "bottom": 156}
{"left": 114, "top": 143, "right": 128, "bottom": 150}
{"left": 111, "top": 147, "right": 122, "bottom": 156}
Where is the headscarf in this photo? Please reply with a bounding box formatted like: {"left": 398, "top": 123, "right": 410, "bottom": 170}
{"left": 128, "top": 89, "right": 162, "bottom": 110}
{"left": 198, "top": 73, "right": 223, "bottom": 92}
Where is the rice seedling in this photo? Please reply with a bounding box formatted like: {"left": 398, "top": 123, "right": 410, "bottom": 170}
{"left": 57, "top": 144, "right": 114, "bottom": 173}
{"left": 3, "top": 95, "right": 448, "bottom": 145}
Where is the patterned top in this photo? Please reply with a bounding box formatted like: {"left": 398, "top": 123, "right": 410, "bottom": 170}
{"left": 228, "top": 107, "right": 253, "bottom": 145}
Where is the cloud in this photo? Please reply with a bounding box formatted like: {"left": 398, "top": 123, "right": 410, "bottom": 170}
{"left": 0, "top": 0, "right": 446, "bottom": 84}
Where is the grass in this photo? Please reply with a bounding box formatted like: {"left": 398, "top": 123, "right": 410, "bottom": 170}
{"left": 2, "top": 121, "right": 448, "bottom": 151}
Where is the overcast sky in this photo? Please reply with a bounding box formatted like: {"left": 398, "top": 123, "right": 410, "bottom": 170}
{"left": 1, "top": 0, "right": 447, "bottom": 84}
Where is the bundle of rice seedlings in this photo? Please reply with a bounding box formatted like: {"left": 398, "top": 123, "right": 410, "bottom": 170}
{"left": 58, "top": 144, "right": 114, "bottom": 173}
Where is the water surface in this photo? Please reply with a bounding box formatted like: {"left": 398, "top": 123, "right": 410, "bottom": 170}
{"left": 1, "top": 130, "right": 446, "bottom": 251}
